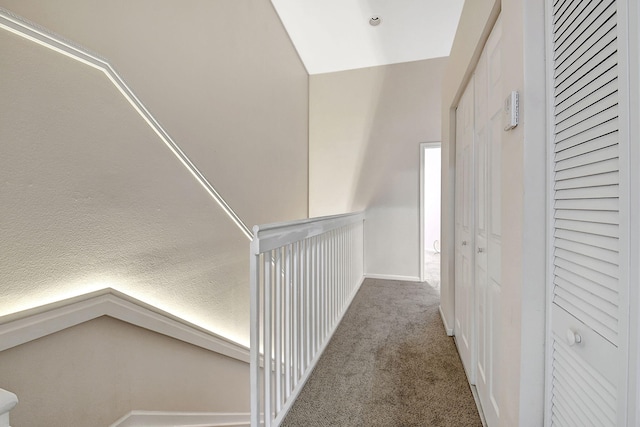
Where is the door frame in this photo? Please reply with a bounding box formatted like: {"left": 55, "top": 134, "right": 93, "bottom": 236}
{"left": 419, "top": 141, "right": 442, "bottom": 285}
{"left": 628, "top": 0, "right": 640, "bottom": 423}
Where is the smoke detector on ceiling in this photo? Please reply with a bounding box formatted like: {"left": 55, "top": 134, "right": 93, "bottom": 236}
{"left": 369, "top": 16, "right": 382, "bottom": 26}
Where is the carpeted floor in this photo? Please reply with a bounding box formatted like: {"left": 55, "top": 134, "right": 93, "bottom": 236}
{"left": 281, "top": 278, "right": 482, "bottom": 427}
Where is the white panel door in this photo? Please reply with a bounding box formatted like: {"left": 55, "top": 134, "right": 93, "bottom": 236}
{"left": 455, "top": 78, "right": 476, "bottom": 382}
{"left": 474, "top": 16, "right": 502, "bottom": 427}
{"left": 547, "top": 0, "right": 629, "bottom": 425}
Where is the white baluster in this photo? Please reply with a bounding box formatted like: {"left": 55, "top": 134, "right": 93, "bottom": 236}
{"left": 250, "top": 212, "right": 365, "bottom": 427}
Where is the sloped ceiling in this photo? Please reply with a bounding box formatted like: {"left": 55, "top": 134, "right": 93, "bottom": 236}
{"left": 271, "top": 0, "right": 465, "bottom": 74}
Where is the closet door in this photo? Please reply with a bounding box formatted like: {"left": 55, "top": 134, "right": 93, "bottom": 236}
{"left": 474, "top": 17, "right": 502, "bottom": 427}
{"left": 455, "top": 77, "right": 476, "bottom": 382}
{"left": 548, "top": 0, "right": 629, "bottom": 425}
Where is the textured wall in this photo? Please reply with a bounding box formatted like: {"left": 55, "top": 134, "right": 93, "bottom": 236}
{"left": 0, "top": 317, "right": 250, "bottom": 426}
{"left": 0, "top": 0, "right": 309, "bottom": 346}
{"left": 309, "top": 58, "right": 445, "bottom": 280}
{"left": 0, "top": 0, "right": 309, "bottom": 230}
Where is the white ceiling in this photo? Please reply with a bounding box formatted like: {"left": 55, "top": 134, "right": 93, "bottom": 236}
{"left": 270, "top": 0, "right": 465, "bottom": 75}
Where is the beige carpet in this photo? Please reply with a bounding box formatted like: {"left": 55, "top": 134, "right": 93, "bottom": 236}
{"left": 281, "top": 278, "right": 482, "bottom": 427}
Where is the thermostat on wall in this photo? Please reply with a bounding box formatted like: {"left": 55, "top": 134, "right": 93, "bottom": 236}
{"left": 503, "top": 91, "right": 519, "bottom": 131}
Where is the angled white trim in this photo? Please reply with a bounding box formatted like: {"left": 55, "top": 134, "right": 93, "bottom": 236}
{"left": 0, "top": 7, "right": 252, "bottom": 240}
{"left": 0, "top": 289, "right": 249, "bottom": 363}
{"left": 109, "top": 411, "right": 251, "bottom": 427}
{"left": 364, "top": 274, "right": 422, "bottom": 282}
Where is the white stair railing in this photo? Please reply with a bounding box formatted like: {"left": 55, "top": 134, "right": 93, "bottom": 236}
{"left": 0, "top": 389, "right": 17, "bottom": 427}
{"left": 249, "top": 212, "right": 365, "bottom": 427}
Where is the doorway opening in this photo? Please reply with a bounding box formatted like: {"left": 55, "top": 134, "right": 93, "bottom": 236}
{"left": 420, "top": 142, "right": 441, "bottom": 290}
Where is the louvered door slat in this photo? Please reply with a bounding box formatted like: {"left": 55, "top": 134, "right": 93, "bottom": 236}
{"left": 554, "top": 197, "right": 618, "bottom": 211}
{"left": 554, "top": 289, "right": 617, "bottom": 341}
{"left": 555, "top": 278, "right": 618, "bottom": 331}
{"left": 553, "top": 365, "right": 614, "bottom": 427}
{"left": 554, "top": 0, "right": 615, "bottom": 63}
{"left": 554, "top": 218, "right": 619, "bottom": 237}
{"left": 555, "top": 61, "right": 617, "bottom": 107}
{"left": 554, "top": 227, "right": 619, "bottom": 251}
{"left": 555, "top": 336, "right": 618, "bottom": 397}
{"left": 553, "top": 0, "right": 605, "bottom": 46}
{"left": 553, "top": 0, "right": 579, "bottom": 23}
{"left": 554, "top": 208, "right": 618, "bottom": 225}
{"left": 555, "top": 119, "right": 618, "bottom": 152}
{"left": 554, "top": 257, "right": 618, "bottom": 295}
{"left": 552, "top": 378, "right": 601, "bottom": 427}
{"left": 554, "top": 1, "right": 616, "bottom": 66}
{"left": 554, "top": 38, "right": 616, "bottom": 95}
{"left": 555, "top": 266, "right": 618, "bottom": 305}
{"left": 555, "top": 157, "right": 618, "bottom": 181}
{"left": 555, "top": 19, "right": 617, "bottom": 82}
{"left": 555, "top": 238, "right": 618, "bottom": 264}
{"left": 554, "top": 350, "right": 616, "bottom": 418}
{"left": 556, "top": 79, "right": 617, "bottom": 124}
{"left": 555, "top": 184, "right": 618, "bottom": 200}
{"left": 551, "top": 337, "right": 617, "bottom": 427}
{"left": 555, "top": 248, "right": 618, "bottom": 278}
{"left": 555, "top": 131, "right": 617, "bottom": 160}
{"left": 552, "top": 0, "right": 574, "bottom": 26}
{"left": 554, "top": 171, "right": 619, "bottom": 190}
{"left": 552, "top": 391, "right": 589, "bottom": 427}
{"left": 551, "top": 410, "right": 576, "bottom": 427}
{"left": 555, "top": 91, "right": 617, "bottom": 133}
{"left": 555, "top": 143, "right": 618, "bottom": 171}
{"left": 555, "top": 105, "right": 618, "bottom": 144}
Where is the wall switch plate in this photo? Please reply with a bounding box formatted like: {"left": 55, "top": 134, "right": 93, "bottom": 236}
{"left": 503, "top": 91, "right": 519, "bottom": 131}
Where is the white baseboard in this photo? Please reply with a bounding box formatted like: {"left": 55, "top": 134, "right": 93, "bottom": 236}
{"left": 110, "top": 411, "right": 251, "bottom": 427}
{"left": 0, "top": 289, "right": 249, "bottom": 363}
{"left": 364, "top": 274, "right": 422, "bottom": 282}
{"left": 439, "top": 305, "right": 454, "bottom": 336}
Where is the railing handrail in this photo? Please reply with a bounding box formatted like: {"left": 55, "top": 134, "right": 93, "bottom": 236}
{"left": 252, "top": 212, "right": 364, "bottom": 253}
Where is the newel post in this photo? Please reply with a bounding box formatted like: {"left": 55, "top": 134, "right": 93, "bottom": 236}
{"left": 0, "top": 389, "right": 17, "bottom": 427}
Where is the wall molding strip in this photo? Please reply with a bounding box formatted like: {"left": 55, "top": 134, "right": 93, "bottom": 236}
{"left": 0, "top": 289, "right": 250, "bottom": 363}
{"left": 0, "top": 7, "right": 252, "bottom": 240}
{"left": 109, "top": 411, "right": 251, "bottom": 427}
{"left": 364, "top": 274, "right": 422, "bottom": 282}
{"left": 439, "top": 305, "right": 454, "bottom": 336}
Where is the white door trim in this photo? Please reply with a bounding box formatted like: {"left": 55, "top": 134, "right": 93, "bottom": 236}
{"left": 626, "top": 0, "right": 640, "bottom": 424}
{"left": 543, "top": 1, "right": 556, "bottom": 425}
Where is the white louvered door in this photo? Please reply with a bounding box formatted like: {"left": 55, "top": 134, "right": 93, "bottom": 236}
{"left": 548, "top": 0, "right": 630, "bottom": 425}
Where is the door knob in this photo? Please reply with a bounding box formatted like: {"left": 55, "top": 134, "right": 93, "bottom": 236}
{"left": 462, "top": 241, "right": 468, "bottom": 246}
{"left": 477, "top": 247, "right": 485, "bottom": 253}
{"left": 566, "top": 329, "right": 582, "bottom": 346}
